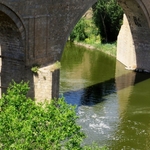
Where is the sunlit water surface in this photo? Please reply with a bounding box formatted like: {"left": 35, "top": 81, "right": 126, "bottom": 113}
{"left": 60, "top": 42, "right": 150, "bottom": 150}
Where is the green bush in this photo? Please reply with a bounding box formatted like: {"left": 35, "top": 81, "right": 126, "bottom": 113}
{"left": 0, "top": 81, "right": 108, "bottom": 150}
{"left": 70, "top": 18, "right": 88, "bottom": 42}
{"left": 0, "top": 81, "right": 85, "bottom": 149}
{"left": 92, "top": 0, "right": 123, "bottom": 43}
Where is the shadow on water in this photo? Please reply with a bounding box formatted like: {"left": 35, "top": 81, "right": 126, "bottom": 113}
{"left": 62, "top": 78, "right": 116, "bottom": 106}
{"left": 62, "top": 70, "right": 150, "bottom": 107}
{"left": 60, "top": 42, "right": 117, "bottom": 106}
{"left": 61, "top": 42, "right": 150, "bottom": 149}
{"left": 61, "top": 42, "right": 150, "bottom": 107}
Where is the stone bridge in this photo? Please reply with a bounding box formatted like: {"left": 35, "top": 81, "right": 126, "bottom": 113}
{"left": 0, "top": 0, "right": 150, "bottom": 101}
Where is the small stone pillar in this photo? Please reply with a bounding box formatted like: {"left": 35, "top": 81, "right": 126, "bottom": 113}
{"left": 28, "top": 62, "right": 60, "bottom": 103}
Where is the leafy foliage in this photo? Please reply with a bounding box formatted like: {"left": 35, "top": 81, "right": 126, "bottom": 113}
{"left": 92, "top": 0, "right": 123, "bottom": 43}
{"left": 0, "top": 81, "right": 85, "bottom": 149}
{"left": 70, "top": 17, "right": 100, "bottom": 44}
{"left": 70, "top": 1, "right": 123, "bottom": 44}
{"left": 70, "top": 18, "right": 88, "bottom": 42}
{"left": 0, "top": 81, "right": 108, "bottom": 149}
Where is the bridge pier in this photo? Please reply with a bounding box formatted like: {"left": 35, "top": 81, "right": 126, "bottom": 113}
{"left": 117, "top": 14, "right": 137, "bottom": 70}
{"left": 117, "top": 0, "right": 150, "bottom": 71}
{"left": 26, "top": 64, "right": 60, "bottom": 103}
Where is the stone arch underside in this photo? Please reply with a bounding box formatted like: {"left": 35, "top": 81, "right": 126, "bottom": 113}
{"left": 117, "top": 0, "right": 150, "bottom": 71}
{"left": 58, "top": 0, "right": 150, "bottom": 72}
{"left": 0, "top": 3, "right": 25, "bottom": 42}
{"left": 0, "top": 9, "right": 25, "bottom": 95}
{"left": 58, "top": 0, "right": 97, "bottom": 60}
{"left": 65, "top": 0, "right": 97, "bottom": 41}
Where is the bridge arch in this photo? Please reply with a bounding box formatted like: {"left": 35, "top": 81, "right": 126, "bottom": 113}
{"left": 0, "top": 3, "right": 25, "bottom": 41}
{"left": 1, "top": 0, "right": 150, "bottom": 101}
{"left": 65, "top": 0, "right": 97, "bottom": 41}
{"left": 57, "top": 0, "right": 150, "bottom": 99}
{"left": 135, "top": 0, "right": 150, "bottom": 27}
{"left": 0, "top": 3, "right": 26, "bottom": 95}
{"left": 60, "top": 0, "right": 150, "bottom": 71}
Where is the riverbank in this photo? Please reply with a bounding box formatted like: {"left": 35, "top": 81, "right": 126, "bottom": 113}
{"left": 74, "top": 41, "right": 117, "bottom": 58}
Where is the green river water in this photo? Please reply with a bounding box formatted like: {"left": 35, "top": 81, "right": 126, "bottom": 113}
{"left": 60, "top": 42, "right": 150, "bottom": 150}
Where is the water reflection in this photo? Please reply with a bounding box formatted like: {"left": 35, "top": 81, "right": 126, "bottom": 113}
{"left": 113, "top": 62, "right": 150, "bottom": 150}
{"left": 60, "top": 42, "right": 150, "bottom": 149}
{"left": 60, "top": 42, "right": 116, "bottom": 106}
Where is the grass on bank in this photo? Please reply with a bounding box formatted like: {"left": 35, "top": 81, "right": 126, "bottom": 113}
{"left": 74, "top": 40, "right": 117, "bottom": 57}
{"left": 94, "top": 43, "right": 116, "bottom": 57}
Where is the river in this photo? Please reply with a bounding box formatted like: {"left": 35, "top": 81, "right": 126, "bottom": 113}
{"left": 60, "top": 42, "right": 150, "bottom": 150}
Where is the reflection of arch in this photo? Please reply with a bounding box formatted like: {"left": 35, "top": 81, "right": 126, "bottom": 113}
{"left": 0, "top": 4, "right": 26, "bottom": 95}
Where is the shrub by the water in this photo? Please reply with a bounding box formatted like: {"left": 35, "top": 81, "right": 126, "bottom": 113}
{"left": 0, "top": 81, "right": 86, "bottom": 149}
{"left": 0, "top": 81, "right": 108, "bottom": 150}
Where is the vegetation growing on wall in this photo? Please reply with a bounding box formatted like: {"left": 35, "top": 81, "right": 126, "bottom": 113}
{"left": 31, "top": 66, "right": 39, "bottom": 73}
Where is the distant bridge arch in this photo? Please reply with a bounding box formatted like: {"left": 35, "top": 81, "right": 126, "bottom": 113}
{"left": 117, "top": 0, "right": 150, "bottom": 70}
{"left": 0, "top": 3, "right": 26, "bottom": 95}
{"left": 0, "top": 3, "right": 25, "bottom": 40}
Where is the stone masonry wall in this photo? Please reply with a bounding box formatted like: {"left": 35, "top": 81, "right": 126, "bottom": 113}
{"left": 0, "top": 0, "right": 150, "bottom": 101}
{"left": 0, "top": 0, "right": 97, "bottom": 100}
{"left": 0, "top": 11, "right": 25, "bottom": 95}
